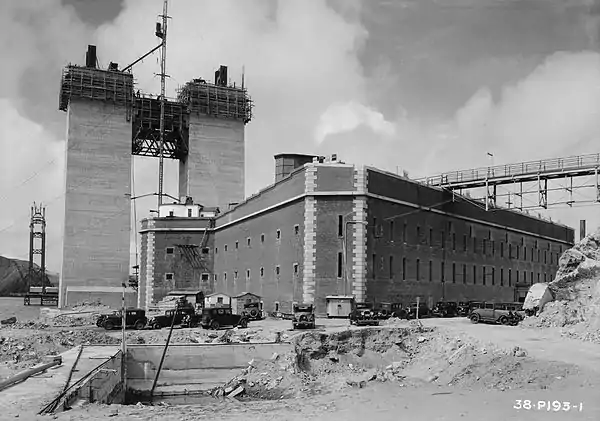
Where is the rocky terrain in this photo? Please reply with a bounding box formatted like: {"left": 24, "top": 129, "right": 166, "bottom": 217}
{"left": 521, "top": 229, "right": 600, "bottom": 343}
{"left": 0, "top": 255, "right": 57, "bottom": 296}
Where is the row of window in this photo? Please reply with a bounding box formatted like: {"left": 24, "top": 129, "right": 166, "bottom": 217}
{"left": 215, "top": 263, "right": 300, "bottom": 282}
{"left": 365, "top": 219, "right": 563, "bottom": 264}
{"left": 216, "top": 225, "right": 301, "bottom": 254}
{"left": 166, "top": 247, "right": 210, "bottom": 255}
{"left": 360, "top": 254, "right": 552, "bottom": 286}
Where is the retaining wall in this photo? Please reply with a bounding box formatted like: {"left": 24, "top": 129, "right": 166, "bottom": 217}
{"left": 126, "top": 342, "right": 292, "bottom": 394}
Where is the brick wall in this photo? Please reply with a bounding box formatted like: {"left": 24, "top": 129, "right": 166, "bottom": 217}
{"left": 213, "top": 201, "right": 305, "bottom": 314}
{"left": 364, "top": 168, "right": 573, "bottom": 307}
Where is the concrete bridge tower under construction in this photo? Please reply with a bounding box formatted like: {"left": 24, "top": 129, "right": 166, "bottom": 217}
{"left": 57, "top": 46, "right": 252, "bottom": 308}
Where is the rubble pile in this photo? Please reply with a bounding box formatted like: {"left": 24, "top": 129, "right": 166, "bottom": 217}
{"left": 0, "top": 329, "right": 119, "bottom": 379}
{"left": 126, "top": 327, "right": 275, "bottom": 345}
{"left": 522, "top": 229, "right": 600, "bottom": 343}
{"left": 40, "top": 302, "right": 114, "bottom": 327}
{"left": 211, "top": 327, "right": 570, "bottom": 401}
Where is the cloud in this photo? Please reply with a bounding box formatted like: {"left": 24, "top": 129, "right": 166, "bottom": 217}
{"left": 315, "top": 101, "right": 396, "bottom": 144}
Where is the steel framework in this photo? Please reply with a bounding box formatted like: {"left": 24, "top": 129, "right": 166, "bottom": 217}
{"left": 419, "top": 153, "right": 600, "bottom": 211}
{"left": 131, "top": 94, "right": 188, "bottom": 159}
{"left": 28, "top": 203, "right": 49, "bottom": 291}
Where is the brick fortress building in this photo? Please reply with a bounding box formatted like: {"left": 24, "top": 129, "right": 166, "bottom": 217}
{"left": 138, "top": 154, "right": 574, "bottom": 315}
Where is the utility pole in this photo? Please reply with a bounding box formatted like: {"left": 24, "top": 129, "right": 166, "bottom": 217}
{"left": 157, "top": 0, "right": 169, "bottom": 209}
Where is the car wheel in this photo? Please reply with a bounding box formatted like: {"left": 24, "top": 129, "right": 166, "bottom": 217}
{"left": 210, "top": 320, "right": 220, "bottom": 330}
{"left": 153, "top": 322, "right": 161, "bottom": 329}
{"left": 134, "top": 320, "right": 145, "bottom": 330}
{"left": 499, "top": 316, "right": 509, "bottom": 325}
{"left": 238, "top": 319, "right": 248, "bottom": 329}
{"left": 104, "top": 321, "right": 114, "bottom": 331}
{"left": 470, "top": 313, "right": 480, "bottom": 324}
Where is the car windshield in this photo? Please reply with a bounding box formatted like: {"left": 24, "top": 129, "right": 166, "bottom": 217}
{"left": 294, "top": 305, "right": 312, "bottom": 312}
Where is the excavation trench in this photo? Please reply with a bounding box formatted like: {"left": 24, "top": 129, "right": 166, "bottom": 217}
{"left": 12, "top": 326, "right": 581, "bottom": 413}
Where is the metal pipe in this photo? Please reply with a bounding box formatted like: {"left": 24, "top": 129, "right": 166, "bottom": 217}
{"left": 0, "top": 356, "right": 62, "bottom": 392}
{"left": 150, "top": 301, "right": 178, "bottom": 400}
{"left": 121, "top": 43, "right": 162, "bottom": 73}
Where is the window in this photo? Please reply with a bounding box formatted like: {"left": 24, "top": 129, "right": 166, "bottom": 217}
{"left": 260, "top": 267, "right": 264, "bottom": 277}
{"left": 508, "top": 269, "right": 512, "bottom": 287}
{"left": 429, "top": 260, "right": 432, "bottom": 282}
{"left": 276, "top": 229, "right": 281, "bottom": 240}
{"left": 234, "top": 271, "right": 238, "bottom": 279}
{"left": 215, "top": 247, "right": 218, "bottom": 255}
{"left": 473, "top": 237, "right": 477, "bottom": 253}
{"left": 500, "top": 268, "right": 504, "bottom": 286}
{"left": 188, "top": 209, "right": 192, "bottom": 217}
{"left": 372, "top": 254, "right": 377, "bottom": 278}
{"left": 274, "top": 302, "right": 280, "bottom": 312}
{"left": 500, "top": 242, "right": 504, "bottom": 258}
{"left": 403, "top": 223, "right": 407, "bottom": 243}
{"left": 452, "top": 263, "right": 456, "bottom": 283}
{"left": 224, "top": 272, "right": 227, "bottom": 281}
{"left": 247, "top": 237, "right": 251, "bottom": 247}
{"left": 294, "top": 224, "right": 300, "bottom": 235}
{"left": 165, "top": 273, "right": 173, "bottom": 281}
{"left": 530, "top": 271, "right": 534, "bottom": 285}
{"left": 390, "top": 220, "right": 395, "bottom": 242}
{"left": 202, "top": 247, "right": 209, "bottom": 254}
{"left": 293, "top": 263, "right": 299, "bottom": 275}
{"left": 337, "top": 252, "right": 343, "bottom": 278}
{"left": 537, "top": 272, "right": 540, "bottom": 282}
{"left": 201, "top": 273, "right": 209, "bottom": 281}
{"left": 483, "top": 239, "right": 487, "bottom": 255}
{"left": 261, "top": 234, "right": 265, "bottom": 243}
{"left": 462, "top": 264, "right": 466, "bottom": 284}
{"left": 246, "top": 269, "right": 250, "bottom": 279}
{"left": 524, "top": 247, "right": 527, "bottom": 260}
{"left": 492, "top": 241, "right": 495, "bottom": 256}
{"left": 235, "top": 241, "right": 239, "bottom": 249}
{"left": 416, "top": 226, "right": 421, "bottom": 244}
{"left": 491, "top": 267, "right": 495, "bottom": 285}
{"left": 214, "top": 273, "right": 218, "bottom": 282}
{"left": 473, "top": 266, "right": 477, "bottom": 284}
{"left": 389, "top": 255, "right": 394, "bottom": 279}
{"left": 531, "top": 247, "right": 534, "bottom": 262}
{"left": 275, "top": 266, "right": 281, "bottom": 276}
{"left": 169, "top": 210, "right": 174, "bottom": 217}
{"left": 338, "top": 215, "right": 343, "bottom": 237}
{"left": 516, "top": 245, "right": 520, "bottom": 259}
{"left": 166, "top": 247, "right": 174, "bottom": 255}
{"left": 429, "top": 228, "right": 433, "bottom": 246}
{"left": 441, "top": 231, "right": 445, "bottom": 249}
{"left": 416, "top": 259, "right": 420, "bottom": 280}
{"left": 452, "top": 233, "right": 456, "bottom": 251}
{"left": 217, "top": 297, "right": 223, "bottom": 304}
{"left": 402, "top": 258, "right": 406, "bottom": 280}
{"left": 544, "top": 273, "right": 547, "bottom": 282}
{"left": 544, "top": 250, "right": 547, "bottom": 264}
{"left": 225, "top": 244, "right": 228, "bottom": 252}
{"left": 463, "top": 235, "right": 467, "bottom": 251}
{"left": 509, "top": 244, "right": 512, "bottom": 258}
{"left": 482, "top": 266, "right": 486, "bottom": 285}
{"left": 441, "top": 261, "right": 445, "bottom": 282}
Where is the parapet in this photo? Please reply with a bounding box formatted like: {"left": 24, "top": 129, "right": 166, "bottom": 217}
{"left": 59, "top": 65, "right": 134, "bottom": 112}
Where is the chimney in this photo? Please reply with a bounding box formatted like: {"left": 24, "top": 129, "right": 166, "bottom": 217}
{"left": 85, "top": 45, "right": 97, "bottom": 68}
{"left": 580, "top": 220, "right": 586, "bottom": 241}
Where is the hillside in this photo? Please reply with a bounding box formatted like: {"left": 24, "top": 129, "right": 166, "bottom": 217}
{"left": 0, "top": 255, "right": 57, "bottom": 296}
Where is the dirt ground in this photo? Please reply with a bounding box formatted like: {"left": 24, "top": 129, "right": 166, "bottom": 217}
{"left": 1, "top": 298, "right": 599, "bottom": 420}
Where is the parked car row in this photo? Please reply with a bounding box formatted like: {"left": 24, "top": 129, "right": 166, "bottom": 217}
{"left": 95, "top": 306, "right": 249, "bottom": 331}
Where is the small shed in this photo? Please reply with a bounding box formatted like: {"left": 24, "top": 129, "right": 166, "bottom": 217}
{"left": 231, "top": 292, "right": 262, "bottom": 315}
{"left": 205, "top": 292, "right": 232, "bottom": 308}
{"left": 325, "top": 295, "right": 355, "bottom": 318}
{"left": 167, "top": 290, "right": 204, "bottom": 307}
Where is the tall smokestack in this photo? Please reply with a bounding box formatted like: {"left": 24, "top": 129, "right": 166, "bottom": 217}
{"left": 580, "top": 219, "right": 586, "bottom": 241}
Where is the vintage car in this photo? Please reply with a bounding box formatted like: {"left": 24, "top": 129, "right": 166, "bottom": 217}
{"left": 147, "top": 307, "right": 198, "bottom": 329}
{"left": 200, "top": 307, "right": 248, "bottom": 330}
{"left": 292, "top": 303, "right": 316, "bottom": 329}
{"left": 405, "top": 302, "right": 430, "bottom": 319}
{"left": 349, "top": 303, "right": 379, "bottom": 326}
{"left": 100, "top": 308, "right": 147, "bottom": 331}
{"left": 242, "top": 302, "right": 264, "bottom": 321}
{"left": 390, "top": 303, "right": 408, "bottom": 319}
{"left": 470, "top": 302, "right": 522, "bottom": 325}
{"left": 431, "top": 301, "right": 459, "bottom": 318}
{"left": 373, "top": 302, "right": 393, "bottom": 319}
{"left": 96, "top": 310, "right": 120, "bottom": 327}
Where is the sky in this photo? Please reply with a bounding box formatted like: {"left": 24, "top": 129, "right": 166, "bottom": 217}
{"left": 2, "top": 0, "right": 600, "bottom": 272}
